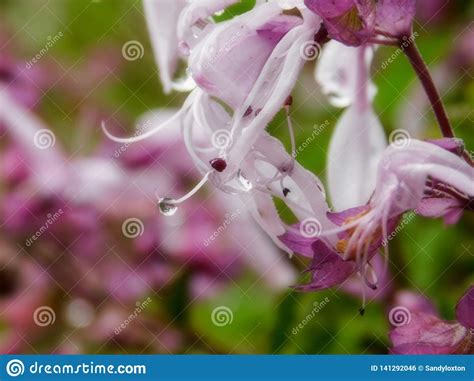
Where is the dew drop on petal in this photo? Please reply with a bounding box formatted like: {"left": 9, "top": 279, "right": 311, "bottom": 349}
{"left": 237, "top": 170, "right": 253, "bottom": 192}
{"left": 179, "top": 41, "right": 191, "bottom": 57}
{"left": 158, "top": 197, "right": 178, "bottom": 216}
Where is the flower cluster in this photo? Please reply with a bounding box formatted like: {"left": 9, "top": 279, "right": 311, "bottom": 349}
{"left": 0, "top": 32, "right": 294, "bottom": 353}
{"left": 110, "top": 0, "right": 474, "bottom": 354}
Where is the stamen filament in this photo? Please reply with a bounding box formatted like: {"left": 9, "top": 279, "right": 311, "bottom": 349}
{"left": 285, "top": 105, "right": 297, "bottom": 162}
{"left": 158, "top": 172, "right": 211, "bottom": 209}
{"left": 173, "top": 172, "right": 211, "bottom": 204}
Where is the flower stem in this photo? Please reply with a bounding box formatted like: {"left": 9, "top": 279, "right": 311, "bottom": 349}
{"left": 403, "top": 40, "right": 454, "bottom": 138}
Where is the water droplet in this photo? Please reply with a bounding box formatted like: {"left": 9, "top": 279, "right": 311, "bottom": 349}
{"left": 158, "top": 197, "right": 178, "bottom": 216}
{"left": 179, "top": 41, "right": 190, "bottom": 57}
{"left": 65, "top": 299, "right": 95, "bottom": 329}
{"left": 237, "top": 170, "right": 253, "bottom": 192}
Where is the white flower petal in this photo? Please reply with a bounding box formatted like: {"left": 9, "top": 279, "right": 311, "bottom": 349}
{"left": 143, "top": 0, "right": 186, "bottom": 93}
{"left": 316, "top": 41, "right": 376, "bottom": 108}
{"left": 327, "top": 104, "right": 387, "bottom": 210}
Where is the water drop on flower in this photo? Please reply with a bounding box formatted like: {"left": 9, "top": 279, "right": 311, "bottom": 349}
{"left": 158, "top": 197, "right": 178, "bottom": 216}
{"left": 178, "top": 41, "right": 191, "bottom": 56}
{"left": 237, "top": 170, "right": 253, "bottom": 192}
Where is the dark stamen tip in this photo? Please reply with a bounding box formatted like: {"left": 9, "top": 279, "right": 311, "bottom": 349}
{"left": 243, "top": 106, "right": 253, "bottom": 117}
{"left": 359, "top": 307, "right": 365, "bottom": 316}
{"left": 210, "top": 158, "right": 227, "bottom": 173}
{"left": 283, "top": 188, "right": 291, "bottom": 197}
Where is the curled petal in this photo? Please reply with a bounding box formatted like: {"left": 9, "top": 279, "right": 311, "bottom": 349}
{"left": 240, "top": 191, "right": 291, "bottom": 255}
{"left": 427, "top": 138, "right": 465, "bottom": 157}
{"left": 374, "top": 140, "right": 474, "bottom": 215}
{"left": 189, "top": 2, "right": 302, "bottom": 109}
{"left": 316, "top": 41, "right": 376, "bottom": 107}
{"left": 327, "top": 205, "right": 370, "bottom": 226}
{"left": 279, "top": 225, "right": 316, "bottom": 258}
{"left": 416, "top": 197, "right": 465, "bottom": 225}
{"left": 241, "top": 133, "right": 332, "bottom": 255}
{"left": 390, "top": 313, "right": 468, "bottom": 354}
{"left": 225, "top": 11, "right": 320, "bottom": 175}
{"left": 177, "top": 0, "right": 239, "bottom": 50}
{"left": 294, "top": 241, "right": 356, "bottom": 291}
{"left": 143, "top": 0, "right": 187, "bottom": 93}
{"left": 327, "top": 104, "right": 387, "bottom": 211}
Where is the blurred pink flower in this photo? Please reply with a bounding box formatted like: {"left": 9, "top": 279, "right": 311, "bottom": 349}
{"left": 390, "top": 287, "right": 474, "bottom": 354}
